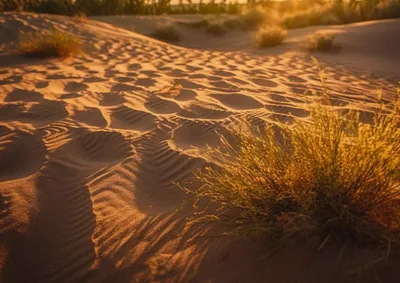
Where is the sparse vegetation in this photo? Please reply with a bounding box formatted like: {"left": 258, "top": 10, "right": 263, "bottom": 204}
{"left": 241, "top": 7, "right": 268, "bottom": 29}
{"left": 186, "top": 78, "right": 400, "bottom": 247}
{"left": 255, "top": 26, "right": 287, "bottom": 48}
{"left": 73, "top": 11, "right": 88, "bottom": 24}
{"left": 3, "top": 0, "right": 400, "bottom": 29}
{"left": 206, "top": 21, "right": 228, "bottom": 36}
{"left": 180, "top": 19, "right": 210, "bottom": 29}
{"left": 151, "top": 24, "right": 181, "bottom": 42}
{"left": 19, "top": 30, "right": 82, "bottom": 58}
{"left": 282, "top": 6, "right": 341, "bottom": 29}
{"left": 223, "top": 18, "right": 245, "bottom": 30}
{"left": 307, "top": 33, "right": 341, "bottom": 53}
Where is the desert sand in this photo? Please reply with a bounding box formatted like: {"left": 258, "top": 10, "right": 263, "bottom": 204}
{"left": 0, "top": 12, "right": 400, "bottom": 283}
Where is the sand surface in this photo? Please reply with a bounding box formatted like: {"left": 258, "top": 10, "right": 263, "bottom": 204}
{"left": 94, "top": 15, "right": 400, "bottom": 74}
{"left": 0, "top": 12, "right": 400, "bottom": 283}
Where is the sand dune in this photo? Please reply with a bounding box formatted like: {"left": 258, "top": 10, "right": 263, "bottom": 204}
{"left": 94, "top": 15, "right": 400, "bottom": 74}
{"left": 1, "top": 11, "right": 400, "bottom": 283}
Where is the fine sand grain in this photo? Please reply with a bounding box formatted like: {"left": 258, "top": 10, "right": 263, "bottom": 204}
{"left": 1, "top": 12, "right": 400, "bottom": 283}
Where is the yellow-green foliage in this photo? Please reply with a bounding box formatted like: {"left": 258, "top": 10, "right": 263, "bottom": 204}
{"left": 19, "top": 30, "right": 82, "bottom": 58}
{"left": 189, "top": 82, "right": 400, "bottom": 246}
{"left": 241, "top": 7, "right": 269, "bottom": 28}
{"left": 151, "top": 24, "right": 181, "bottom": 42}
{"left": 307, "top": 33, "right": 341, "bottom": 52}
{"left": 282, "top": 6, "right": 342, "bottom": 29}
{"left": 255, "top": 26, "right": 287, "bottom": 48}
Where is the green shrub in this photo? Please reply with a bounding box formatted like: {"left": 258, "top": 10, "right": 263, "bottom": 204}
{"left": 187, "top": 84, "right": 400, "bottom": 247}
{"left": 255, "top": 26, "right": 287, "bottom": 48}
{"left": 206, "top": 21, "right": 228, "bottom": 36}
{"left": 151, "top": 24, "right": 181, "bottom": 42}
{"left": 307, "top": 33, "right": 341, "bottom": 53}
{"left": 19, "top": 30, "right": 82, "bottom": 58}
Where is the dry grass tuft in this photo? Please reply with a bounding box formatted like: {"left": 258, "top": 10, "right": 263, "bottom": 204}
{"left": 241, "top": 8, "right": 269, "bottom": 28}
{"left": 282, "top": 6, "right": 342, "bottom": 29}
{"left": 180, "top": 19, "right": 210, "bottom": 29}
{"left": 74, "top": 11, "right": 88, "bottom": 24}
{"left": 185, "top": 71, "right": 400, "bottom": 248}
{"left": 19, "top": 30, "right": 82, "bottom": 58}
{"left": 151, "top": 24, "right": 181, "bottom": 42}
{"left": 223, "top": 18, "right": 245, "bottom": 30}
{"left": 206, "top": 21, "right": 228, "bottom": 36}
{"left": 255, "top": 26, "right": 287, "bottom": 48}
{"left": 307, "top": 33, "right": 341, "bottom": 52}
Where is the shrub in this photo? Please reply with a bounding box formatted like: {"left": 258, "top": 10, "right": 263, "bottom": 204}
{"left": 307, "top": 33, "right": 341, "bottom": 52}
{"left": 187, "top": 85, "right": 400, "bottom": 247}
{"left": 255, "top": 26, "right": 287, "bottom": 48}
{"left": 74, "top": 11, "right": 88, "bottom": 24}
{"left": 281, "top": 6, "right": 336, "bottom": 29}
{"left": 319, "top": 13, "right": 342, "bottom": 25}
{"left": 151, "top": 24, "right": 181, "bottom": 42}
{"left": 282, "top": 10, "right": 312, "bottom": 29}
{"left": 223, "top": 17, "right": 245, "bottom": 30}
{"left": 206, "top": 21, "right": 228, "bottom": 36}
{"left": 241, "top": 8, "right": 268, "bottom": 28}
{"left": 378, "top": 0, "right": 400, "bottom": 19}
{"left": 224, "top": 17, "right": 245, "bottom": 29}
{"left": 19, "top": 30, "right": 82, "bottom": 58}
{"left": 180, "top": 19, "right": 210, "bottom": 29}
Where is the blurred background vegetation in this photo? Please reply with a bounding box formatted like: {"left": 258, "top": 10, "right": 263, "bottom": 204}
{"left": 1, "top": 0, "right": 400, "bottom": 26}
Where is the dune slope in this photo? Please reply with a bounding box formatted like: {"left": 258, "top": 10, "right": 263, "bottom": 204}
{"left": 0, "top": 12, "right": 400, "bottom": 283}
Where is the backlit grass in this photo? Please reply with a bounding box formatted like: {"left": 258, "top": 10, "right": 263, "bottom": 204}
{"left": 151, "top": 24, "right": 181, "bottom": 42}
{"left": 186, "top": 74, "right": 400, "bottom": 247}
{"left": 255, "top": 26, "right": 287, "bottom": 48}
{"left": 307, "top": 33, "right": 341, "bottom": 53}
{"left": 206, "top": 21, "right": 228, "bottom": 36}
{"left": 19, "top": 30, "right": 82, "bottom": 58}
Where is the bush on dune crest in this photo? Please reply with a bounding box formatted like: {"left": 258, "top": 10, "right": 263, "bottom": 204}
{"left": 282, "top": 6, "right": 342, "bottom": 29}
{"left": 307, "top": 33, "right": 341, "bottom": 52}
{"left": 151, "top": 24, "right": 181, "bottom": 42}
{"left": 206, "top": 21, "right": 228, "bottom": 36}
{"left": 241, "top": 7, "right": 270, "bottom": 28}
{"left": 255, "top": 26, "right": 287, "bottom": 48}
{"left": 19, "top": 30, "right": 82, "bottom": 58}
{"left": 186, "top": 75, "right": 400, "bottom": 247}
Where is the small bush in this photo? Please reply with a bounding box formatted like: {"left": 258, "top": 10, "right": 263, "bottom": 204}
{"left": 282, "top": 6, "right": 342, "bottom": 29}
{"left": 241, "top": 8, "right": 268, "bottom": 28}
{"left": 378, "top": 0, "right": 400, "bottom": 19}
{"left": 187, "top": 84, "right": 400, "bottom": 247}
{"left": 223, "top": 18, "right": 245, "bottom": 30}
{"left": 74, "top": 11, "right": 88, "bottom": 24}
{"left": 180, "top": 19, "right": 210, "bottom": 29}
{"left": 307, "top": 33, "right": 341, "bottom": 53}
{"left": 19, "top": 30, "right": 82, "bottom": 58}
{"left": 255, "top": 26, "right": 287, "bottom": 48}
{"left": 151, "top": 24, "right": 181, "bottom": 42}
{"left": 319, "top": 13, "right": 342, "bottom": 25}
{"left": 206, "top": 21, "right": 228, "bottom": 36}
